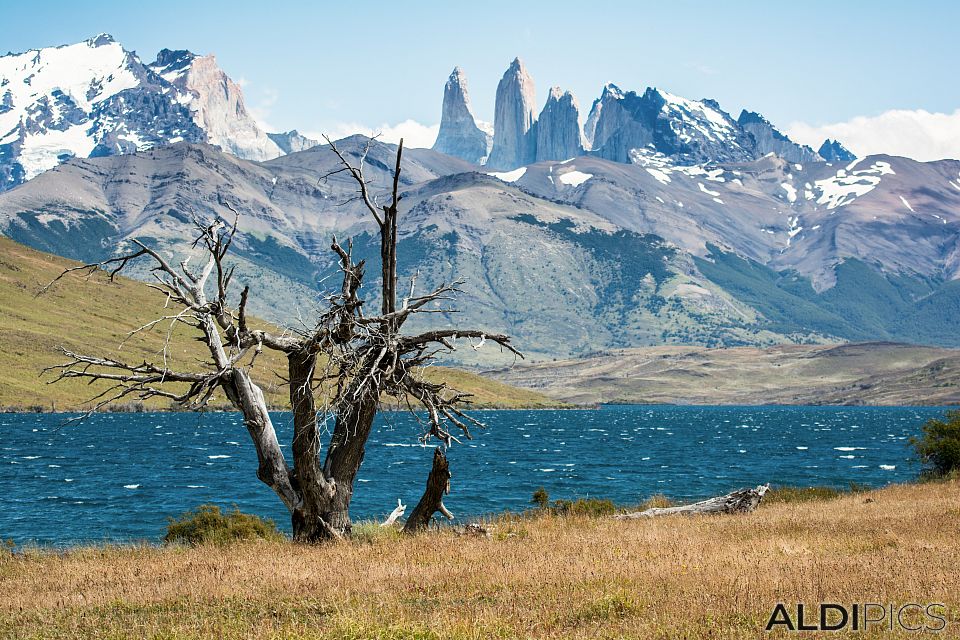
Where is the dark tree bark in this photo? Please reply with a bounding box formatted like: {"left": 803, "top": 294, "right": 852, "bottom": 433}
{"left": 403, "top": 447, "right": 454, "bottom": 533}
{"left": 42, "top": 136, "right": 522, "bottom": 542}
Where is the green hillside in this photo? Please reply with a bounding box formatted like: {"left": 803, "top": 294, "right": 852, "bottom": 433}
{"left": 0, "top": 237, "right": 558, "bottom": 411}
{"left": 694, "top": 245, "right": 958, "bottom": 345}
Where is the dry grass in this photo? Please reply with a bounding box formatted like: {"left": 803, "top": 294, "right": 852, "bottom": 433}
{"left": 2, "top": 480, "right": 958, "bottom": 639}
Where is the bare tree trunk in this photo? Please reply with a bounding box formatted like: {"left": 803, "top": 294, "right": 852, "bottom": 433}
{"left": 403, "top": 447, "right": 454, "bottom": 533}
{"left": 220, "top": 369, "right": 297, "bottom": 511}
{"left": 316, "top": 383, "right": 379, "bottom": 537}
{"left": 288, "top": 350, "right": 339, "bottom": 541}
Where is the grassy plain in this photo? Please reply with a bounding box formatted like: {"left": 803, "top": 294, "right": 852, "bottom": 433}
{"left": 1, "top": 480, "right": 957, "bottom": 639}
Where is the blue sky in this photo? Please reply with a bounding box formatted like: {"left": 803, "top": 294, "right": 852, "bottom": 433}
{"left": 3, "top": 0, "right": 959, "bottom": 157}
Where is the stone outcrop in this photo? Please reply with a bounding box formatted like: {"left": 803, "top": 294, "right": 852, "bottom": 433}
{"left": 268, "top": 130, "right": 319, "bottom": 154}
{"left": 582, "top": 97, "right": 603, "bottom": 150}
{"left": 535, "top": 87, "right": 583, "bottom": 162}
{"left": 432, "top": 67, "right": 490, "bottom": 164}
{"left": 818, "top": 138, "right": 857, "bottom": 162}
{"left": 738, "top": 111, "right": 821, "bottom": 163}
{"left": 486, "top": 58, "right": 537, "bottom": 170}
{"left": 590, "top": 85, "right": 757, "bottom": 165}
{"left": 154, "top": 51, "right": 283, "bottom": 161}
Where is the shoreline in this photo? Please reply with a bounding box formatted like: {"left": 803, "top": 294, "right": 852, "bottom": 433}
{"left": 1, "top": 481, "right": 920, "bottom": 550}
{"left": 2, "top": 401, "right": 956, "bottom": 415}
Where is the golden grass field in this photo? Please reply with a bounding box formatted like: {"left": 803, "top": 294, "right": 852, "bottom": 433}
{"left": 1, "top": 480, "right": 957, "bottom": 639}
{"left": 0, "top": 237, "right": 557, "bottom": 411}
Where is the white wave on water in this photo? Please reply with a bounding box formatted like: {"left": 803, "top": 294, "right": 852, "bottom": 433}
{"left": 796, "top": 446, "right": 808, "bottom": 450}
{"left": 123, "top": 484, "right": 140, "bottom": 489}
{"left": 207, "top": 455, "right": 231, "bottom": 459}
{"left": 834, "top": 447, "right": 866, "bottom": 452}
{"left": 879, "top": 465, "right": 896, "bottom": 470}
{"left": 186, "top": 485, "right": 205, "bottom": 489}
{"left": 838, "top": 455, "right": 856, "bottom": 459}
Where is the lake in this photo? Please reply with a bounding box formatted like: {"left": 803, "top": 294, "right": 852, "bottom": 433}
{"left": 0, "top": 405, "right": 947, "bottom": 545}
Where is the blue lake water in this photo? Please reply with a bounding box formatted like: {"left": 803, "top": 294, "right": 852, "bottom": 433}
{"left": 0, "top": 406, "right": 947, "bottom": 545}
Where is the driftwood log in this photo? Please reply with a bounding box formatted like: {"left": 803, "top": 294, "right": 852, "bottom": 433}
{"left": 616, "top": 484, "right": 770, "bottom": 519}
{"left": 403, "top": 447, "right": 454, "bottom": 533}
{"left": 381, "top": 499, "right": 406, "bottom": 527}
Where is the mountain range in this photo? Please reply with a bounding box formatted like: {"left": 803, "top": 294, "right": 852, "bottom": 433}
{"left": 1, "top": 36, "right": 958, "bottom": 362}
{"left": 432, "top": 57, "right": 855, "bottom": 171}
{"left": 0, "top": 34, "right": 316, "bottom": 191}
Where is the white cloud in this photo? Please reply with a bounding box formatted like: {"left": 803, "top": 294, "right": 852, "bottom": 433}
{"left": 247, "top": 87, "right": 279, "bottom": 132}
{"left": 307, "top": 120, "right": 440, "bottom": 149}
{"left": 786, "top": 109, "right": 960, "bottom": 162}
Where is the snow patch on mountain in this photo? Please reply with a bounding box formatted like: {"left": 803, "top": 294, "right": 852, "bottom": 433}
{"left": 488, "top": 167, "right": 527, "bottom": 182}
{"left": 813, "top": 161, "right": 895, "bottom": 209}
{"left": 781, "top": 182, "right": 798, "bottom": 203}
{"left": 557, "top": 170, "right": 592, "bottom": 187}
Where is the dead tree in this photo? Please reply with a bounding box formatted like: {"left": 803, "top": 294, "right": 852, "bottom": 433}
{"left": 402, "top": 447, "right": 454, "bottom": 533}
{"left": 42, "top": 137, "right": 521, "bottom": 542}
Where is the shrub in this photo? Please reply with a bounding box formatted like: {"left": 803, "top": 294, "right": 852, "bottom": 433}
{"left": 163, "top": 504, "right": 284, "bottom": 546}
{"left": 529, "top": 489, "right": 617, "bottom": 517}
{"left": 911, "top": 410, "right": 960, "bottom": 478}
{"left": 551, "top": 498, "right": 617, "bottom": 517}
{"left": 531, "top": 487, "right": 550, "bottom": 509}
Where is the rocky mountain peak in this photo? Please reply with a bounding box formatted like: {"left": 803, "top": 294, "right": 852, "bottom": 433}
{"left": 86, "top": 33, "right": 116, "bottom": 47}
{"left": 818, "top": 138, "right": 857, "bottom": 162}
{"left": 267, "top": 130, "right": 319, "bottom": 154}
{"left": 601, "top": 83, "right": 624, "bottom": 101}
{"left": 737, "top": 109, "right": 822, "bottom": 163}
{"left": 432, "top": 66, "right": 490, "bottom": 164}
{"left": 536, "top": 87, "right": 583, "bottom": 162}
{"left": 155, "top": 52, "right": 282, "bottom": 161}
{"left": 486, "top": 57, "right": 537, "bottom": 170}
{"left": 153, "top": 49, "right": 195, "bottom": 71}
{"left": 0, "top": 35, "right": 293, "bottom": 190}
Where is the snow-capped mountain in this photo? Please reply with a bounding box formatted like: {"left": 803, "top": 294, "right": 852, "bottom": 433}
{"left": 2, "top": 42, "right": 955, "bottom": 359}
{"left": 0, "top": 34, "right": 286, "bottom": 191}
{"left": 435, "top": 59, "right": 852, "bottom": 171}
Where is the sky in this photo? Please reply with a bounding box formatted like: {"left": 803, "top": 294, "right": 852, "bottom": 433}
{"left": 2, "top": 0, "right": 959, "bottom": 159}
